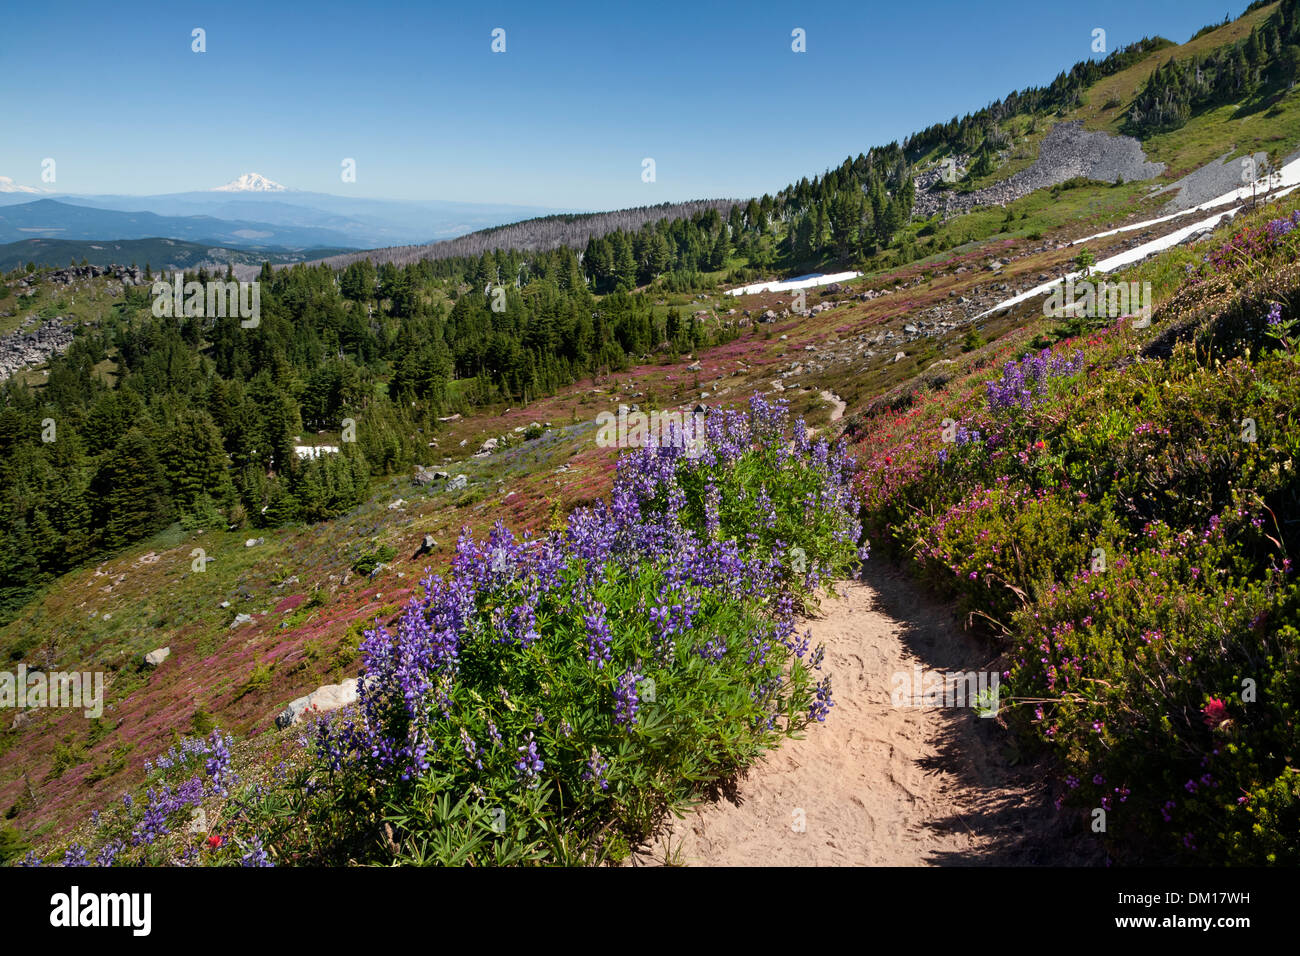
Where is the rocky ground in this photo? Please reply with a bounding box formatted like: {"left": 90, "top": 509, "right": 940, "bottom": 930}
{"left": 1154, "top": 149, "right": 1272, "bottom": 212}
{"left": 0, "top": 315, "right": 74, "bottom": 381}
{"left": 0, "top": 265, "right": 142, "bottom": 381}
{"left": 914, "top": 121, "right": 1165, "bottom": 220}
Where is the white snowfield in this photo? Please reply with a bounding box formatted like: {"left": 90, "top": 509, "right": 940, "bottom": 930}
{"left": 724, "top": 271, "right": 860, "bottom": 296}
{"left": 977, "top": 158, "right": 1300, "bottom": 320}
{"left": 1072, "top": 156, "right": 1300, "bottom": 245}
{"left": 294, "top": 445, "right": 339, "bottom": 459}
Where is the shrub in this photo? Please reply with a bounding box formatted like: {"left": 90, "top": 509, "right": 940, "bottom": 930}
{"left": 54, "top": 397, "right": 861, "bottom": 867}
{"left": 291, "top": 396, "right": 861, "bottom": 864}
{"left": 235, "top": 661, "right": 275, "bottom": 700}
{"left": 351, "top": 544, "right": 397, "bottom": 576}
{"left": 850, "top": 197, "right": 1300, "bottom": 862}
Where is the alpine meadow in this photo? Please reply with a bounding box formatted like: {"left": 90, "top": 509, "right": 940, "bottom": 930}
{"left": 2, "top": 1, "right": 1299, "bottom": 932}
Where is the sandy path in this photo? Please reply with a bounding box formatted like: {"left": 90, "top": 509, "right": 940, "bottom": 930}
{"left": 819, "top": 390, "right": 846, "bottom": 422}
{"left": 632, "top": 565, "right": 1097, "bottom": 866}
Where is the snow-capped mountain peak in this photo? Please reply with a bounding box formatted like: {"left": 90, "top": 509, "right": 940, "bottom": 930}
{"left": 0, "top": 175, "right": 48, "bottom": 194}
{"left": 212, "top": 173, "right": 288, "bottom": 192}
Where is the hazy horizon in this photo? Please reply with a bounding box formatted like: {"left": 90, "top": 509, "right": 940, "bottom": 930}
{"left": 2, "top": 0, "right": 1249, "bottom": 208}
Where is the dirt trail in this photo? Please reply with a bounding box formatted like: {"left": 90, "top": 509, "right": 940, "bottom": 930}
{"left": 633, "top": 565, "right": 1098, "bottom": 866}
{"left": 819, "top": 390, "right": 846, "bottom": 422}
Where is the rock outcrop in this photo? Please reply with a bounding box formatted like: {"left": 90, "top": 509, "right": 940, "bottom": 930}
{"left": 276, "top": 677, "right": 373, "bottom": 729}
{"left": 913, "top": 122, "right": 1164, "bottom": 221}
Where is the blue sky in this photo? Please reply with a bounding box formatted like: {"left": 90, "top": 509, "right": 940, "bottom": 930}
{"left": 1, "top": 0, "right": 1252, "bottom": 209}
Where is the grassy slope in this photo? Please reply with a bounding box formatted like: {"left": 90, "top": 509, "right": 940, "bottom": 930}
{"left": 902, "top": 3, "right": 1299, "bottom": 258}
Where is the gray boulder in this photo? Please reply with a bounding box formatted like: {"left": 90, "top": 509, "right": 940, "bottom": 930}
{"left": 144, "top": 647, "right": 171, "bottom": 667}
{"left": 275, "top": 678, "right": 369, "bottom": 729}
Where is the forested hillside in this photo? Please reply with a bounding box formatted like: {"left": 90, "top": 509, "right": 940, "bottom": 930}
{"left": 1125, "top": 0, "right": 1300, "bottom": 135}
{"left": 0, "top": 252, "right": 733, "bottom": 618}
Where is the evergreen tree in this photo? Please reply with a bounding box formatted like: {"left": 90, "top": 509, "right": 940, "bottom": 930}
{"left": 92, "top": 428, "right": 174, "bottom": 551}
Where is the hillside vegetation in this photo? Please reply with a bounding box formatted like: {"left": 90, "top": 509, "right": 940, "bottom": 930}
{"left": 4, "top": 1, "right": 1300, "bottom": 867}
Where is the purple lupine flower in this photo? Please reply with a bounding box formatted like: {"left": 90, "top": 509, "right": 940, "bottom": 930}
{"left": 241, "top": 835, "right": 273, "bottom": 867}
{"left": 986, "top": 348, "right": 1084, "bottom": 412}
{"left": 614, "top": 668, "right": 641, "bottom": 730}
{"left": 131, "top": 788, "right": 174, "bottom": 847}
{"left": 697, "top": 637, "right": 727, "bottom": 661}
{"left": 95, "top": 840, "right": 124, "bottom": 867}
{"left": 515, "top": 732, "right": 544, "bottom": 787}
{"left": 204, "top": 730, "right": 236, "bottom": 796}
{"left": 459, "top": 727, "right": 483, "bottom": 771}
{"left": 297, "top": 390, "right": 866, "bottom": 819}
{"left": 62, "top": 844, "right": 89, "bottom": 867}
{"left": 581, "top": 747, "right": 610, "bottom": 791}
{"left": 583, "top": 599, "right": 613, "bottom": 669}
{"left": 507, "top": 598, "right": 540, "bottom": 647}
{"left": 1267, "top": 217, "right": 1296, "bottom": 239}
{"left": 808, "top": 676, "right": 834, "bottom": 722}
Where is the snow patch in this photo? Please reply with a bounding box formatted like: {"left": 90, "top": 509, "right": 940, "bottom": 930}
{"left": 1071, "top": 156, "right": 1300, "bottom": 246}
{"left": 295, "top": 445, "right": 339, "bottom": 459}
{"left": 725, "top": 271, "right": 859, "bottom": 296}
{"left": 978, "top": 159, "right": 1300, "bottom": 320}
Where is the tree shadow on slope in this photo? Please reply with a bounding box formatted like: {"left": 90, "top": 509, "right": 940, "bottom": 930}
{"left": 856, "top": 561, "right": 1107, "bottom": 866}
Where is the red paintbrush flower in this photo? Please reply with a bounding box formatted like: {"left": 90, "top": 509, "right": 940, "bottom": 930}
{"left": 1202, "top": 698, "right": 1229, "bottom": 729}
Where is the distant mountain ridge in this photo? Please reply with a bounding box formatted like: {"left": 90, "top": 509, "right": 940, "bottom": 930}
{"left": 0, "top": 188, "right": 564, "bottom": 249}
{"left": 0, "top": 236, "right": 351, "bottom": 272}
{"left": 0, "top": 199, "right": 369, "bottom": 250}
{"left": 299, "top": 199, "right": 742, "bottom": 272}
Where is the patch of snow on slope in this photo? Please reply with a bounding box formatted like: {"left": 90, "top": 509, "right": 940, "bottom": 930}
{"left": 1071, "top": 156, "right": 1300, "bottom": 245}
{"left": 978, "top": 159, "right": 1300, "bottom": 319}
{"left": 725, "top": 271, "right": 859, "bottom": 296}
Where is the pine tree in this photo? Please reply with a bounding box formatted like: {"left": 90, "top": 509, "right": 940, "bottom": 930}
{"left": 164, "top": 409, "right": 236, "bottom": 523}
{"left": 92, "top": 428, "right": 174, "bottom": 551}
{"left": 261, "top": 477, "right": 300, "bottom": 526}
{"left": 613, "top": 234, "right": 637, "bottom": 291}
